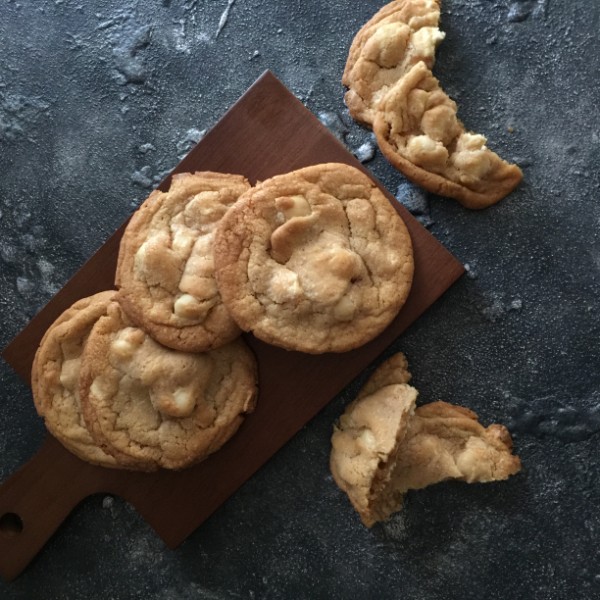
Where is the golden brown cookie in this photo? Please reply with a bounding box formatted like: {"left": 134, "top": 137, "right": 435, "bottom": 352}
{"left": 79, "top": 301, "right": 258, "bottom": 471}
{"left": 213, "top": 163, "right": 414, "bottom": 354}
{"left": 115, "top": 172, "right": 251, "bottom": 352}
{"left": 31, "top": 291, "right": 122, "bottom": 467}
{"left": 330, "top": 353, "right": 521, "bottom": 526}
{"left": 343, "top": 0, "right": 445, "bottom": 126}
{"left": 373, "top": 61, "right": 523, "bottom": 208}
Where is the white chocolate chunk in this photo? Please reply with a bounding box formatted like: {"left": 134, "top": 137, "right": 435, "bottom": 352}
{"left": 367, "top": 22, "right": 411, "bottom": 68}
{"left": 59, "top": 358, "right": 80, "bottom": 390}
{"left": 275, "top": 195, "right": 311, "bottom": 219}
{"left": 110, "top": 327, "right": 145, "bottom": 361}
{"left": 333, "top": 296, "right": 357, "bottom": 322}
{"left": 406, "top": 135, "right": 449, "bottom": 172}
{"left": 183, "top": 191, "right": 223, "bottom": 225}
{"left": 421, "top": 104, "right": 460, "bottom": 146}
{"left": 174, "top": 293, "right": 205, "bottom": 319}
{"left": 411, "top": 26, "right": 445, "bottom": 58}
{"left": 457, "top": 132, "right": 487, "bottom": 151}
{"left": 111, "top": 339, "right": 137, "bottom": 360}
{"left": 452, "top": 146, "right": 494, "bottom": 181}
{"left": 151, "top": 385, "right": 197, "bottom": 418}
{"left": 267, "top": 267, "right": 303, "bottom": 303}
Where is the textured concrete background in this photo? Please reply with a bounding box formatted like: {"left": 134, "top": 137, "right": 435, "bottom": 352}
{"left": 1, "top": 0, "right": 599, "bottom": 598}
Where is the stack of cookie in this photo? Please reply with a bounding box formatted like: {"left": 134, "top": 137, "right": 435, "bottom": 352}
{"left": 343, "top": 0, "right": 523, "bottom": 209}
{"left": 33, "top": 163, "right": 415, "bottom": 470}
{"left": 32, "top": 172, "right": 260, "bottom": 471}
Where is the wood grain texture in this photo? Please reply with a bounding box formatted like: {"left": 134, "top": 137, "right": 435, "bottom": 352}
{"left": 0, "top": 71, "right": 464, "bottom": 581}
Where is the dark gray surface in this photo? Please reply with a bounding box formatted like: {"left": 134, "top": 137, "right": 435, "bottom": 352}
{"left": 1, "top": 0, "right": 599, "bottom": 598}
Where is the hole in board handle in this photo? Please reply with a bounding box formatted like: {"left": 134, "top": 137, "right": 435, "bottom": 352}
{"left": 0, "top": 513, "right": 24, "bottom": 537}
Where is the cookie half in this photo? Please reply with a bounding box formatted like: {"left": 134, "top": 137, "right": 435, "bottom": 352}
{"left": 116, "top": 172, "right": 251, "bottom": 352}
{"left": 31, "top": 291, "right": 122, "bottom": 467}
{"left": 343, "top": 0, "right": 444, "bottom": 126}
{"left": 79, "top": 301, "right": 258, "bottom": 471}
{"left": 330, "top": 353, "right": 521, "bottom": 526}
{"left": 213, "top": 163, "right": 414, "bottom": 354}
{"left": 373, "top": 61, "right": 523, "bottom": 208}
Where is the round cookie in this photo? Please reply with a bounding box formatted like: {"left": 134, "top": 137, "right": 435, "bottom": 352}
{"left": 343, "top": 0, "right": 445, "bottom": 127}
{"left": 115, "top": 171, "right": 251, "bottom": 352}
{"left": 79, "top": 301, "right": 258, "bottom": 471}
{"left": 31, "top": 291, "right": 122, "bottom": 468}
{"left": 213, "top": 163, "right": 414, "bottom": 354}
{"left": 373, "top": 61, "right": 523, "bottom": 208}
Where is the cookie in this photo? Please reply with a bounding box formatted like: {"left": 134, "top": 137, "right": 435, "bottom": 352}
{"left": 31, "top": 291, "right": 122, "bottom": 467}
{"left": 213, "top": 163, "right": 414, "bottom": 354}
{"left": 330, "top": 353, "right": 521, "bottom": 526}
{"left": 79, "top": 301, "right": 258, "bottom": 471}
{"left": 343, "top": 0, "right": 444, "bottom": 127}
{"left": 373, "top": 61, "right": 523, "bottom": 208}
{"left": 115, "top": 171, "right": 251, "bottom": 352}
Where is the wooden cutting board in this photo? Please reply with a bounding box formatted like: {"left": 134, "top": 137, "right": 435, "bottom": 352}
{"left": 0, "top": 71, "right": 464, "bottom": 581}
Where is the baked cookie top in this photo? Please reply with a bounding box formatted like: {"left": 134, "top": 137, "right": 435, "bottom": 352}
{"left": 373, "top": 61, "right": 523, "bottom": 208}
{"left": 343, "top": 0, "right": 444, "bottom": 126}
{"left": 213, "top": 163, "right": 414, "bottom": 354}
{"left": 330, "top": 353, "right": 521, "bottom": 526}
{"left": 115, "top": 171, "right": 251, "bottom": 352}
{"left": 79, "top": 301, "right": 258, "bottom": 471}
{"left": 31, "top": 291, "right": 120, "bottom": 467}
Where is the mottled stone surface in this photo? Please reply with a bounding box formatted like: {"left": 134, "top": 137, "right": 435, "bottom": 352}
{"left": 1, "top": 0, "right": 599, "bottom": 598}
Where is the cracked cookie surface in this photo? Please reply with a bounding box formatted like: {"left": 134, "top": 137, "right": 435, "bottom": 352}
{"left": 31, "top": 291, "right": 122, "bottom": 467}
{"left": 213, "top": 163, "right": 414, "bottom": 354}
{"left": 330, "top": 352, "right": 521, "bottom": 526}
{"left": 373, "top": 61, "right": 523, "bottom": 208}
{"left": 116, "top": 171, "right": 251, "bottom": 352}
{"left": 343, "top": 0, "right": 444, "bottom": 127}
{"left": 78, "top": 301, "right": 258, "bottom": 471}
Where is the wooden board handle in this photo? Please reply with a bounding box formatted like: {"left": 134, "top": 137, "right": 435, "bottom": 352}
{"left": 0, "top": 436, "right": 101, "bottom": 581}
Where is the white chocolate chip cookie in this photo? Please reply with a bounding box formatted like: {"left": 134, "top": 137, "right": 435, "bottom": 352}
{"left": 79, "top": 301, "right": 258, "bottom": 471}
{"left": 213, "top": 163, "right": 414, "bottom": 354}
{"left": 116, "top": 172, "right": 251, "bottom": 352}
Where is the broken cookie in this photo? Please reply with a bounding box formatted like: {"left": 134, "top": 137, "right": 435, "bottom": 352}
{"left": 344, "top": 1, "right": 522, "bottom": 207}
{"left": 373, "top": 62, "right": 523, "bottom": 208}
{"left": 330, "top": 352, "right": 521, "bottom": 526}
{"left": 343, "top": 0, "right": 445, "bottom": 127}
